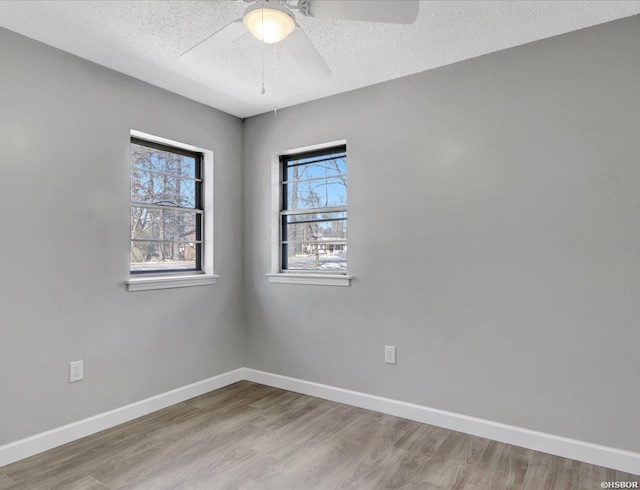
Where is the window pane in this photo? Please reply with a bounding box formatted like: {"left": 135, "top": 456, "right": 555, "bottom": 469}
{"left": 286, "top": 156, "right": 346, "bottom": 182}
{"left": 131, "top": 241, "right": 197, "bottom": 272}
{"left": 131, "top": 207, "right": 198, "bottom": 242}
{"left": 284, "top": 243, "right": 347, "bottom": 272}
{"left": 130, "top": 143, "right": 196, "bottom": 179}
{"left": 131, "top": 169, "right": 196, "bottom": 208}
{"left": 286, "top": 179, "right": 347, "bottom": 210}
{"left": 284, "top": 217, "right": 347, "bottom": 271}
{"left": 285, "top": 218, "right": 347, "bottom": 243}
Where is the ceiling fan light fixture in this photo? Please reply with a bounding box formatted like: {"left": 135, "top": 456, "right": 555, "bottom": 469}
{"left": 243, "top": 7, "right": 296, "bottom": 44}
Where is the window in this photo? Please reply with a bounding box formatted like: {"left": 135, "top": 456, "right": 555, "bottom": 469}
{"left": 129, "top": 138, "right": 203, "bottom": 274}
{"left": 280, "top": 145, "right": 348, "bottom": 274}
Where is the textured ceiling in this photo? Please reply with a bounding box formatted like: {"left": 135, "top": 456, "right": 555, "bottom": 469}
{"left": 0, "top": 1, "right": 638, "bottom": 118}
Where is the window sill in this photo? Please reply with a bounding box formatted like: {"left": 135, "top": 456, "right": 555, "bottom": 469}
{"left": 266, "top": 273, "right": 352, "bottom": 287}
{"left": 126, "top": 274, "right": 219, "bottom": 292}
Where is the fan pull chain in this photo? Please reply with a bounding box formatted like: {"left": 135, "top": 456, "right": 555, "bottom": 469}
{"left": 261, "top": 6, "right": 265, "bottom": 95}
{"left": 273, "top": 43, "right": 277, "bottom": 116}
{"left": 261, "top": 48, "right": 265, "bottom": 95}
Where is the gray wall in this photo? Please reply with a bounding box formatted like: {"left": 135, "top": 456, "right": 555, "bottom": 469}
{"left": 243, "top": 16, "right": 640, "bottom": 452}
{"left": 0, "top": 28, "right": 245, "bottom": 446}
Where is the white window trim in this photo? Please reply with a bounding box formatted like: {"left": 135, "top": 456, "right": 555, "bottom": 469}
{"left": 266, "top": 273, "right": 351, "bottom": 287}
{"left": 126, "top": 130, "right": 218, "bottom": 292}
{"left": 267, "top": 139, "right": 352, "bottom": 287}
{"left": 127, "top": 273, "right": 219, "bottom": 292}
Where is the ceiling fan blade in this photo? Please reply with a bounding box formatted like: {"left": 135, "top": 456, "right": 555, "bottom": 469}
{"left": 307, "top": 0, "right": 419, "bottom": 24}
{"left": 180, "top": 19, "right": 245, "bottom": 58}
{"left": 283, "top": 27, "right": 331, "bottom": 77}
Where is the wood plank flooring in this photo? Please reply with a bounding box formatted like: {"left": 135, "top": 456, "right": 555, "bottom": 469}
{"left": 1, "top": 381, "right": 638, "bottom": 489}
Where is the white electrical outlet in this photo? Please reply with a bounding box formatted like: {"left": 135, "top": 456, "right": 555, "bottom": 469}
{"left": 69, "top": 360, "right": 83, "bottom": 382}
{"left": 385, "top": 346, "right": 396, "bottom": 364}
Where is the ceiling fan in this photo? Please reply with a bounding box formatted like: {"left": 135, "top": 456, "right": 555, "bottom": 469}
{"left": 180, "top": 0, "right": 420, "bottom": 77}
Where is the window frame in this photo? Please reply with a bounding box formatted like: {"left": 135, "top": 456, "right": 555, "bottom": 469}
{"left": 279, "top": 145, "right": 348, "bottom": 274}
{"left": 129, "top": 137, "right": 204, "bottom": 275}
{"left": 126, "top": 130, "right": 218, "bottom": 291}
{"left": 267, "top": 141, "right": 352, "bottom": 286}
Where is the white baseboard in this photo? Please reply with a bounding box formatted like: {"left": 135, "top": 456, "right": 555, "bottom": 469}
{"left": 2, "top": 367, "right": 638, "bottom": 476}
{"left": 0, "top": 368, "right": 244, "bottom": 468}
{"left": 243, "top": 368, "right": 640, "bottom": 476}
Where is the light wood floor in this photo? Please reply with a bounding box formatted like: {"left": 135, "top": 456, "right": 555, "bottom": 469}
{"left": 1, "top": 381, "right": 638, "bottom": 489}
